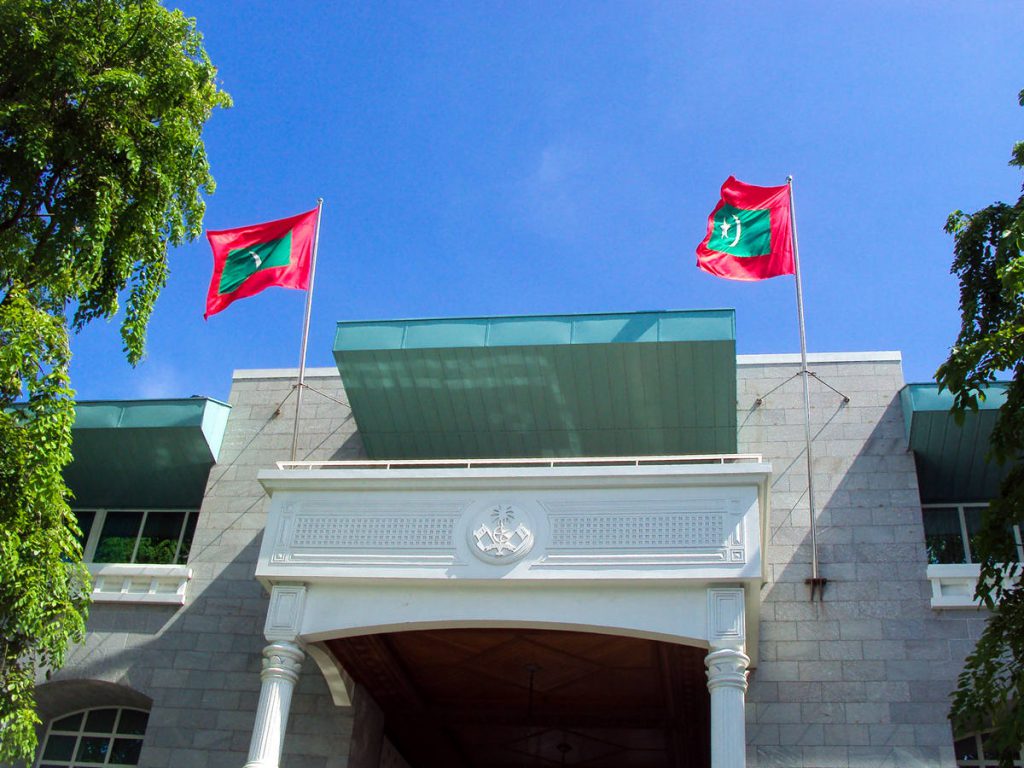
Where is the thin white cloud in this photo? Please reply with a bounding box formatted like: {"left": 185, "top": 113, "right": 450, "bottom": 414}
{"left": 134, "top": 361, "right": 183, "bottom": 399}
{"left": 514, "top": 142, "right": 589, "bottom": 241}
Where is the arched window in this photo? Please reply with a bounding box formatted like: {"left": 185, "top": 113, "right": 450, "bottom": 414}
{"left": 36, "top": 707, "right": 148, "bottom": 767}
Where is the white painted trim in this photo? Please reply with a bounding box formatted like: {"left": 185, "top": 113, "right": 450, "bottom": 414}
{"left": 87, "top": 563, "right": 191, "bottom": 605}
{"left": 265, "top": 584, "right": 307, "bottom": 641}
{"left": 258, "top": 461, "right": 773, "bottom": 493}
{"left": 276, "top": 454, "right": 763, "bottom": 471}
{"left": 297, "top": 580, "right": 716, "bottom": 649}
{"left": 305, "top": 642, "right": 353, "bottom": 707}
{"left": 737, "top": 351, "right": 901, "bottom": 365}
{"left": 707, "top": 588, "right": 746, "bottom": 648}
{"left": 927, "top": 563, "right": 982, "bottom": 609}
{"left": 233, "top": 367, "right": 339, "bottom": 380}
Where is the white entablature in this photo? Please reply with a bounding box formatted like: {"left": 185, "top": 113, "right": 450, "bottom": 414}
{"left": 255, "top": 455, "right": 770, "bottom": 645}
{"left": 257, "top": 456, "right": 769, "bottom": 580}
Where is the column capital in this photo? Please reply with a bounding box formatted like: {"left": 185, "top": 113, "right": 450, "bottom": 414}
{"left": 705, "top": 646, "right": 750, "bottom": 694}
{"left": 261, "top": 640, "right": 305, "bottom": 686}
{"left": 707, "top": 587, "right": 746, "bottom": 649}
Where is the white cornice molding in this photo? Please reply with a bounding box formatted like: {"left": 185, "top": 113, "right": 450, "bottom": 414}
{"left": 233, "top": 367, "right": 339, "bottom": 380}
{"left": 737, "top": 351, "right": 902, "bottom": 365}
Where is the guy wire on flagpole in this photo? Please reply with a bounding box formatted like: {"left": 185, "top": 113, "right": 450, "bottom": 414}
{"left": 290, "top": 198, "right": 324, "bottom": 462}
{"left": 787, "top": 176, "right": 825, "bottom": 601}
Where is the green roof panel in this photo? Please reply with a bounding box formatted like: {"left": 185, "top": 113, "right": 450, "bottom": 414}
{"left": 334, "top": 310, "right": 737, "bottom": 460}
{"left": 65, "top": 397, "right": 231, "bottom": 509}
{"left": 900, "top": 383, "right": 1009, "bottom": 503}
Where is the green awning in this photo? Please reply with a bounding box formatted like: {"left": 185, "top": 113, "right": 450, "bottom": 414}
{"left": 900, "top": 383, "right": 1009, "bottom": 503}
{"left": 65, "top": 398, "right": 231, "bottom": 509}
{"left": 334, "top": 310, "right": 737, "bottom": 460}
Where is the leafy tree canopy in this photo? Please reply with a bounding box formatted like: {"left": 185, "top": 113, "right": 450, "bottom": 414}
{"left": 0, "top": 0, "right": 228, "bottom": 761}
{"left": 938, "top": 89, "right": 1024, "bottom": 766}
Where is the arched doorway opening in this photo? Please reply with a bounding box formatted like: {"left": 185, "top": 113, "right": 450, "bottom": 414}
{"left": 329, "top": 627, "right": 711, "bottom": 768}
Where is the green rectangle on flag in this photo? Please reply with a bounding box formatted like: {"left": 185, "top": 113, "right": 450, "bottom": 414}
{"left": 218, "top": 231, "right": 293, "bottom": 295}
{"left": 705, "top": 203, "right": 772, "bottom": 258}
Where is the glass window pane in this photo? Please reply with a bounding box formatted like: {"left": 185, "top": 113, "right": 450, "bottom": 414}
{"left": 923, "top": 507, "right": 967, "bottom": 564}
{"left": 965, "top": 507, "right": 1021, "bottom": 564}
{"left": 76, "top": 735, "right": 110, "bottom": 762}
{"left": 981, "top": 732, "right": 1001, "bottom": 760}
{"left": 116, "top": 709, "right": 148, "bottom": 736}
{"left": 42, "top": 733, "right": 77, "bottom": 760}
{"left": 955, "top": 735, "right": 978, "bottom": 760}
{"left": 110, "top": 737, "right": 143, "bottom": 765}
{"left": 52, "top": 712, "right": 83, "bottom": 731}
{"left": 136, "top": 512, "right": 185, "bottom": 564}
{"left": 177, "top": 512, "right": 199, "bottom": 564}
{"left": 94, "top": 512, "right": 144, "bottom": 563}
{"left": 84, "top": 708, "right": 117, "bottom": 733}
{"left": 74, "top": 510, "right": 95, "bottom": 552}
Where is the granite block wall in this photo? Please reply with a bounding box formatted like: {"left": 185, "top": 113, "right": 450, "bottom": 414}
{"left": 40, "top": 370, "right": 363, "bottom": 768}
{"left": 33, "top": 355, "right": 992, "bottom": 768}
{"left": 738, "top": 355, "right": 988, "bottom": 768}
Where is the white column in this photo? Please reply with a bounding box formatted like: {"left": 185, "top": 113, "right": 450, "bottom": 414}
{"left": 706, "top": 588, "right": 748, "bottom": 768}
{"left": 243, "top": 641, "right": 305, "bottom": 768}
{"left": 706, "top": 645, "right": 750, "bottom": 768}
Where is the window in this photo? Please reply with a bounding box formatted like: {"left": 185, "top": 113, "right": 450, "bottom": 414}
{"left": 955, "top": 731, "right": 1024, "bottom": 767}
{"left": 75, "top": 509, "right": 198, "bottom": 565}
{"left": 36, "top": 707, "right": 148, "bottom": 767}
{"left": 922, "top": 504, "right": 1023, "bottom": 565}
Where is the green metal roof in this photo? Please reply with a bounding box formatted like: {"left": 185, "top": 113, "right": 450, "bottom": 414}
{"left": 65, "top": 398, "right": 231, "bottom": 509}
{"left": 333, "top": 310, "right": 737, "bottom": 460}
{"left": 900, "top": 383, "right": 1009, "bottom": 503}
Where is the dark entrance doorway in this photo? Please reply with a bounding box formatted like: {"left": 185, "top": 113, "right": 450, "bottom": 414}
{"left": 328, "top": 628, "right": 711, "bottom": 768}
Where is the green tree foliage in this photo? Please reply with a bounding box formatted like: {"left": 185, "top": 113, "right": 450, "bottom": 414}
{"left": 937, "top": 89, "right": 1024, "bottom": 765}
{"left": 0, "top": 1, "right": 228, "bottom": 761}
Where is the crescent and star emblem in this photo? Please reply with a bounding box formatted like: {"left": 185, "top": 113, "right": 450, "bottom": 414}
{"left": 719, "top": 214, "right": 742, "bottom": 247}
{"left": 248, "top": 250, "right": 263, "bottom": 269}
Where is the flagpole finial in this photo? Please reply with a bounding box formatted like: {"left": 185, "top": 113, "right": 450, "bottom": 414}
{"left": 317, "top": 197, "right": 324, "bottom": 205}
{"left": 786, "top": 175, "right": 793, "bottom": 183}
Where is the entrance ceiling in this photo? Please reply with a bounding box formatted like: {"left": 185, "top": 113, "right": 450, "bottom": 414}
{"left": 327, "top": 628, "right": 710, "bottom": 768}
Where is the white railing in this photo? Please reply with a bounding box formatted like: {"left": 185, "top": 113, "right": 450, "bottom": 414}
{"left": 275, "top": 453, "right": 764, "bottom": 471}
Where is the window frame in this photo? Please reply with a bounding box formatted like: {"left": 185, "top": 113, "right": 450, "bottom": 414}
{"left": 35, "top": 706, "right": 149, "bottom": 768}
{"left": 922, "top": 503, "right": 1024, "bottom": 565}
{"left": 75, "top": 508, "right": 198, "bottom": 566}
{"left": 954, "top": 730, "right": 1024, "bottom": 767}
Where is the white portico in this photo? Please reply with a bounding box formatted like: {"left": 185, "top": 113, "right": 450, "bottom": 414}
{"left": 243, "top": 455, "right": 770, "bottom": 768}
{"left": 243, "top": 310, "right": 767, "bottom": 768}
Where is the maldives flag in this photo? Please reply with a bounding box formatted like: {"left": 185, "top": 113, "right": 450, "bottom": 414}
{"left": 204, "top": 207, "right": 318, "bottom": 319}
{"left": 696, "top": 177, "right": 794, "bottom": 281}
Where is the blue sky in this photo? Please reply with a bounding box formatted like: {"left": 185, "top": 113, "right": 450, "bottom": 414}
{"left": 70, "top": 1, "right": 1024, "bottom": 402}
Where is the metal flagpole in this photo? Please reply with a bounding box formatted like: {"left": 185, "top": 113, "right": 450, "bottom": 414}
{"left": 290, "top": 198, "right": 324, "bottom": 462}
{"left": 787, "top": 176, "right": 824, "bottom": 600}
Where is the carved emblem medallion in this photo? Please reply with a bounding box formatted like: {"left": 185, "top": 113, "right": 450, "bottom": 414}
{"left": 469, "top": 505, "right": 534, "bottom": 564}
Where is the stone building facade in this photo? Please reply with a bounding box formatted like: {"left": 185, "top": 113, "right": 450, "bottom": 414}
{"left": 24, "top": 310, "right": 1001, "bottom": 768}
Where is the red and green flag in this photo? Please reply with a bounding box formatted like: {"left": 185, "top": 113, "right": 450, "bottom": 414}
{"left": 204, "top": 207, "right": 318, "bottom": 319}
{"left": 696, "top": 177, "right": 794, "bottom": 281}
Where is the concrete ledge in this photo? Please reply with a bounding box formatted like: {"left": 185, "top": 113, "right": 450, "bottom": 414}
{"left": 927, "top": 563, "right": 980, "bottom": 609}
{"left": 233, "top": 367, "right": 340, "bottom": 380}
{"left": 88, "top": 563, "right": 192, "bottom": 605}
{"left": 738, "top": 351, "right": 902, "bottom": 365}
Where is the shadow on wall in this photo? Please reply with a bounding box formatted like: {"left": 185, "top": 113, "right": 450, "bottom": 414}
{"left": 41, "top": 376, "right": 364, "bottom": 767}
{"left": 742, "top": 382, "right": 989, "bottom": 768}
